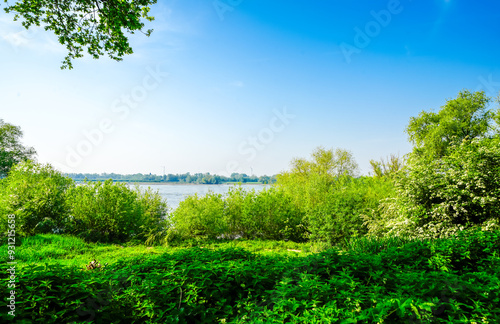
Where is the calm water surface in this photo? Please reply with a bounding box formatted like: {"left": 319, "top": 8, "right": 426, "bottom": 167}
{"left": 138, "top": 184, "right": 269, "bottom": 210}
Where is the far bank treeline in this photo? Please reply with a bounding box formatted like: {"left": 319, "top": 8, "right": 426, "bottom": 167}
{"left": 1, "top": 89, "right": 500, "bottom": 245}
{"left": 65, "top": 172, "right": 277, "bottom": 184}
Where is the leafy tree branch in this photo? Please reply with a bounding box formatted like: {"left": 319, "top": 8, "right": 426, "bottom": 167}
{"left": 3, "top": 0, "right": 157, "bottom": 69}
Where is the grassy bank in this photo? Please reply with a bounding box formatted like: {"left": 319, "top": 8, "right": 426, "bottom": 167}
{"left": 2, "top": 231, "right": 500, "bottom": 323}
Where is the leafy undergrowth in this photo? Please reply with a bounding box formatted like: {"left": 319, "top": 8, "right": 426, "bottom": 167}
{"left": 1, "top": 230, "right": 500, "bottom": 323}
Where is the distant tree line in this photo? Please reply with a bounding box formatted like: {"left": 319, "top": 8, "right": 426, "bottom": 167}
{"left": 65, "top": 172, "right": 277, "bottom": 184}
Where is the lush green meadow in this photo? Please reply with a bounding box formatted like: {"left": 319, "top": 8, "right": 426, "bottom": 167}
{"left": 1, "top": 231, "right": 500, "bottom": 323}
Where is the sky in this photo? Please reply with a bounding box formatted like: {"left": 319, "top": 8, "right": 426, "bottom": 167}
{"left": 1, "top": 0, "right": 500, "bottom": 176}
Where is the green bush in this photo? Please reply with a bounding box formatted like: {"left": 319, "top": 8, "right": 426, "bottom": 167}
{"left": 171, "top": 186, "right": 306, "bottom": 242}
{"left": 237, "top": 187, "right": 306, "bottom": 241}
{"left": 222, "top": 186, "right": 248, "bottom": 238}
{"left": 172, "top": 192, "right": 226, "bottom": 240}
{"left": 0, "top": 161, "right": 73, "bottom": 237}
{"left": 275, "top": 147, "right": 395, "bottom": 245}
{"left": 306, "top": 176, "right": 394, "bottom": 245}
{"left": 367, "top": 137, "right": 500, "bottom": 239}
{"left": 66, "top": 180, "right": 168, "bottom": 243}
{"left": 134, "top": 185, "right": 170, "bottom": 243}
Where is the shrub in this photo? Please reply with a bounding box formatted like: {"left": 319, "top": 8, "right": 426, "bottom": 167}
{"left": 133, "top": 185, "right": 170, "bottom": 243}
{"left": 0, "top": 161, "right": 73, "bottom": 236}
{"left": 237, "top": 187, "right": 306, "bottom": 241}
{"left": 172, "top": 192, "right": 226, "bottom": 240}
{"left": 221, "top": 186, "right": 248, "bottom": 238}
{"left": 306, "top": 176, "right": 394, "bottom": 245}
{"left": 67, "top": 180, "right": 168, "bottom": 243}
{"left": 367, "top": 137, "right": 500, "bottom": 239}
{"left": 170, "top": 186, "right": 307, "bottom": 242}
{"left": 275, "top": 148, "right": 395, "bottom": 245}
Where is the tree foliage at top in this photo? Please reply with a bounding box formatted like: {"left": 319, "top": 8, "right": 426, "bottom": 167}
{"left": 369, "top": 153, "right": 405, "bottom": 178}
{"left": 406, "top": 90, "right": 499, "bottom": 160}
{"left": 281, "top": 147, "right": 359, "bottom": 180}
{"left": 276, "top": 147, "right": 360, "bottom": 203}
{"left": 0, "top": 119, "right": 36, "bottom": 177}
{"left": 3, "top": 0, "right": 157, "bottom": 69}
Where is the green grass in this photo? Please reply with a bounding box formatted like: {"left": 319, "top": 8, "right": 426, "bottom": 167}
{"left": 2, "top": 234, "right": 164, "bottom": 269}
{"left": 1, "top": 234, "right": 326, "bottom": 271}
{"left": 1, "top": 230, "right": 500, "bottom": 323}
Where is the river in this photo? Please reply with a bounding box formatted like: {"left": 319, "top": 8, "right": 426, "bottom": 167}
{"left": 137, "top": 183, "right": 270, "bottom": 210}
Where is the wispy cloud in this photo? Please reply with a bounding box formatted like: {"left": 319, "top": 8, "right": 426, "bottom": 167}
{"left": 0, "top": 16, "right": 64, "bottom": 55}
{"left": 2, "top": 31, "right": 30, "bottom": 47}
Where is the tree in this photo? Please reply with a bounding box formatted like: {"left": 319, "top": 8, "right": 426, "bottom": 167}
{"left": 277, "top": 147, "right": 359, "bottom": 203}
{"left": 370, "top": 153, "right": 405, "bottom": 178}
{"left": 280, "top": 147, "right": 359, "bottom": 180}
{"left": 0, "top": 119, "right": 36, "bottom": 177}
{"left": 3, "top": 0, "right": 157, "bottom": 69}
{"left": 366, "top": 90, "right": 500, "bottom": 239}
{"left": 406, "top": 90, "right": 499, "bottom": 160}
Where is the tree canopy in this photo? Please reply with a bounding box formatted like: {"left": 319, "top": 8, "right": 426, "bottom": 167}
{"left": 0, "top": 119, "right": 36, "bottom": 178}
{"left": 405, "top": 90, "right": 499, "bottom": 160}
{"left": 282, "top": 147, "right": 360, "bottom": 180}
{"left": 369, "top": 154, "right": 405, "bottom": 178}
{"left": 3, "top": 0, "right": 157, "bottom": 69}
{"left": 276, "top": 147, "right": 360, "bottom": 207}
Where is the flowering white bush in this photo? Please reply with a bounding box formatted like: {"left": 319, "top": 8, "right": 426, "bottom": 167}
{"left": 366, "top": 137, "right": 500, "bottom": 239}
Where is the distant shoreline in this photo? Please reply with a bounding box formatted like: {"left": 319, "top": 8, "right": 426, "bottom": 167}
{"left": 74, "top": 181, "right": 269, "bottom": 186}
{"left": 135, "top": 182, "right": 268, "bottom": 186}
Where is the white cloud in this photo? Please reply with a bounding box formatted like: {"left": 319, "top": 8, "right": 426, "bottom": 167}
{"left": 2, "top": 31, "right": 30, "bottom": 47}
{"left": 0, "top": 17, "right": 64, "bottom": 55}
{"left": 0, "top": 17, "right": 37, "bottom": 47}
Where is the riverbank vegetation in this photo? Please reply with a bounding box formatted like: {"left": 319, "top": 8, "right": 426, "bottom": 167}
{"left": 1, "top": 90, "right": 500, "bottom": 322}
{"left": 65, "top": 172, "right": 277, "bottom": 185}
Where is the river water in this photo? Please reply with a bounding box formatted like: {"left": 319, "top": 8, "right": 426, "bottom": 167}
{"left": 137, "top": 184, "right": 269, "bottom": 210}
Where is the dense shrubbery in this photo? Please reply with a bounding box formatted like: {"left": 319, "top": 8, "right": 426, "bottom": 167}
{"left": 2, "top": 90, "right": 498, "bottom": 247}
{"left": 366, "top": 136, "right": 500, "bottom": 239}
{"left": 0, "top": 155, "right": 394, "bottom": 247}
{"left": 0, "top": 161, "right": 73, "bottom": 236}
{"left": 169, "top": 147, "right": 394, "bottom": 245}
{"left": 172, "top": 187, "right": 306, "bottom": 242}
{"left": 362, "top": 90, "right": 500, "bottom": 240}
{"left": 0, "top": 161, "right": 168, "bottom": 243}
{"left": 305, "top": 176, "right": 394, "bottom": 245}
{"left": 66, "top": 180, "right": 168, "bottom": 243}
{"left": 2, "top": 90, "right": 500, "bottom": 322}
{"left": 173, "top": 191, "right": 226, "bottom": 240}
{"left": 274, "top": 147, "right": 395, "bottom": 245}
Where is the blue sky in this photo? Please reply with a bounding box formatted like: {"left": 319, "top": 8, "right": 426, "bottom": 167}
{"left": 1, "top": 0, "right": 500, "bottom": 176}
